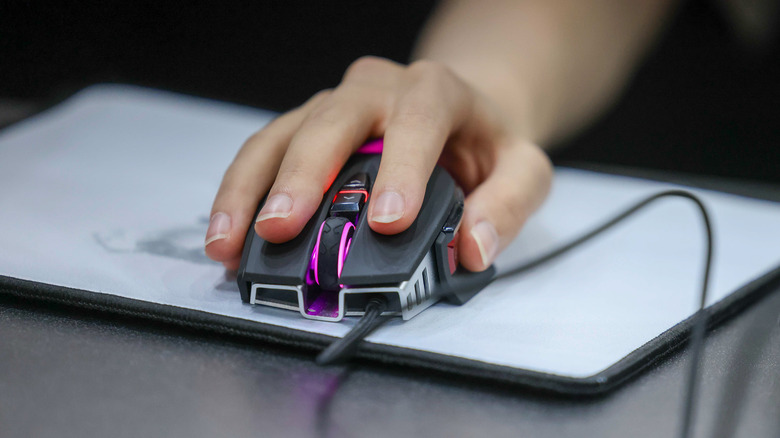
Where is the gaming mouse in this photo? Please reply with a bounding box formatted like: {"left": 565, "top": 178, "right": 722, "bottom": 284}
{"left": 237, "top": 139, "right": 495, "bottom": 322}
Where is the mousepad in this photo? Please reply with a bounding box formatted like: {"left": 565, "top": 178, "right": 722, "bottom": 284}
{"left": 1, "top": 85, "right": 779, "bottom": 395}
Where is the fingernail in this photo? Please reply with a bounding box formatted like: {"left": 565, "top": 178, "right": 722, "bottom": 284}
{"left": 256, "top": 193, "right": 293, "bottom": 222}
{"left": 205, "top": 212, "right": 231, "bottom": 246}
{"left": 371, "top": 191, "right": 405, "bottom": 223}
{"left": 471, "top": 221, "right": 498, "bottom": 268}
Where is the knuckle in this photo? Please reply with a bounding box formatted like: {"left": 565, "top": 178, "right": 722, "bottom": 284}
{"left": 219, "top": 164, "right": 258, "bottom": 198}
{"left": 407, "top": 59, "right": 453, "bottom": 82}
{"left": 273, "top": 167, "right": 310, "bottom": 192}
{"left": 275, "top": 155, "right": 341, "bottom": 196}
{"left": 381, "top": 159, "right": 427, "bottom": 183}
{"left": 297, "top": 108, "right": 359, "bottom": 148}
{"left": 242, "top": 129, "right": 267, "bottom": 149}
{"left": 305, "top": 101, "right": 345, "bottom": 129}
{"left": 238, "top": 130, "right": 273, "bottom": 157}
{"left": 503, "top": 196, "right": 529, "bottom": 225}
{"left": 297, "top": 92, "right": 368, "bottom": 144}
{"left": 343, "top": 56, "right": 391, "bottom": 81}
{"left": 405, "top": 61, "right": 467, "bottom": 112}
{"left": 239, "top": 123, "right": 287, "bottom": 157}
{"left": 392, "top": 104, "right": 447, "bottom": 133}
{"left": 306, "top": 88, "right": 333, "bottom": 107}
{"left": 302, "top": 98, "right": 358, "bottom": 137}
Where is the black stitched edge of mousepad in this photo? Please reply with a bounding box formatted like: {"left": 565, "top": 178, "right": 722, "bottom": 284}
{"left": 1, "top": 265, "right": 779, "bottom": 396}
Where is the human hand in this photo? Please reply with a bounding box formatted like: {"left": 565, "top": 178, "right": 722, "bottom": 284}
{"left": 205, "top": 56, "right": 552, "bottom": 272}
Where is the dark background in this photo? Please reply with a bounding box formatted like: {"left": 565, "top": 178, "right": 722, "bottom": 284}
{"left": 1, "top": 0, "right": 778, "bottom": 182}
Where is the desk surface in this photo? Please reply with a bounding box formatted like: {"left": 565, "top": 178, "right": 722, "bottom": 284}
{"left": 1, "top": 165, "right": 779, "bottom": 438}
{"left": 2, "top": 278, "right": 780, "bottom": 438}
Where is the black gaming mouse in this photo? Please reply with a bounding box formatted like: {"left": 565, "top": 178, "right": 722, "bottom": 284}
{"left": 237, "top": 139, "right": 495, "bottom": 322}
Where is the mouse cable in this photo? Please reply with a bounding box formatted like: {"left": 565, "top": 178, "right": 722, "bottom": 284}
{"left": 316, "top": 295, "right": 390, "bottom": 365}
{"left": 317, "top": 189, "right": 712, "bottom": 438}
{"left": 468, "top": 189, "right": 713, "bottom": 438}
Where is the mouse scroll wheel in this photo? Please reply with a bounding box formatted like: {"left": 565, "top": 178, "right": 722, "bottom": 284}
{"left": 313, "top": 216, "right": 355, "bottom": 291}
{"left": 330, "top": 172, "right": 370, "bottom": 222}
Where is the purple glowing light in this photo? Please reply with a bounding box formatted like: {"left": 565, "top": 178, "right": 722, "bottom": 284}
{"left": 312, "top": 221, "right": 326, "bottom": 286}
{"left": 337, "top": 222, "right": 356, "bottom": 279}
{"left": 338, "top": 238, "right": 353, "bottom": 288}
{"left": 355, "top": 138, "right": 383, "bottom": 154}
{"left": 306, "top": 293, "right": 328, "bottom": 315}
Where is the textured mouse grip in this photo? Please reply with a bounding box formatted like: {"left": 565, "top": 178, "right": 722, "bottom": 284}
{"left": 316, "top": 216, "right": 354, "bottom": 291}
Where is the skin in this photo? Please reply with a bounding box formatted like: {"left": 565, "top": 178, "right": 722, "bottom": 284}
{"left": 205, "top": 0, "right": 677, "bottom": 272}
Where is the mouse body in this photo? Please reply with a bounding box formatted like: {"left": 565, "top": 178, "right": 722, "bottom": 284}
{"left": 237, "top": 139, "right": 495, "bottom": 322}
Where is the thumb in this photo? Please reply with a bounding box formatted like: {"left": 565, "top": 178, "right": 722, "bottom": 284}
{"left": 458, "top": 141, "right": 553, "bottom": 271}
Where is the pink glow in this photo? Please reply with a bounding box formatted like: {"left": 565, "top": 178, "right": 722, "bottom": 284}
{"left": 356, "top": 138, "right": 383, "bottom": 154}
{"left": 306, "top": 293, "right": 328, "bottom": 315}
{"left": 339, "top": 238, "right": 353, "bottom": 288}
{"left": 312, "top": 221, "right": 326, "bottom": 286}
{"left": 337, "top": 222, "right": 356, "bottom": 279}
